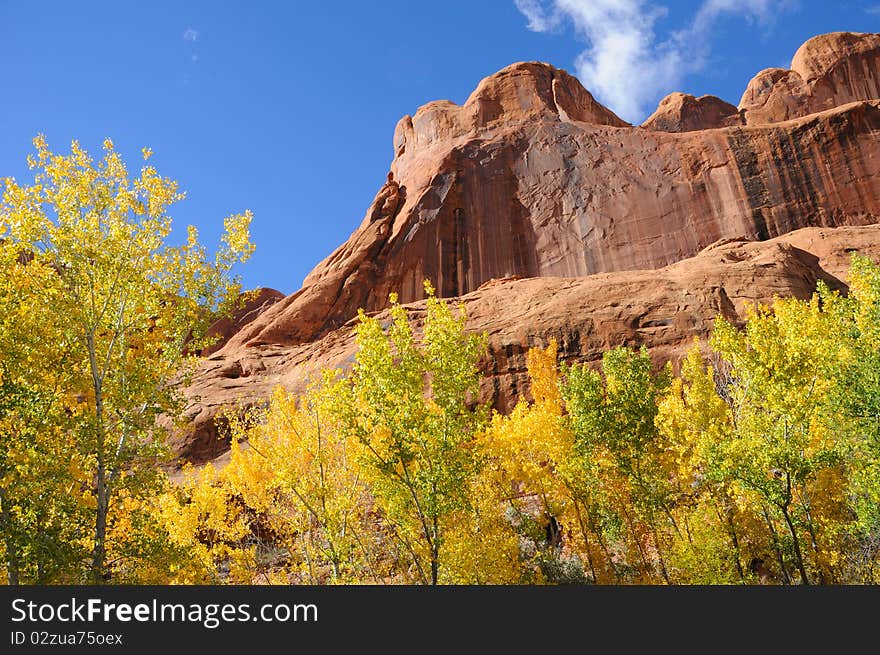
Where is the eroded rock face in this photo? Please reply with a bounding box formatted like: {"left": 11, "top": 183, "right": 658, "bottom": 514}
{"left": 201, "top": 288, "right": 284, "bottom": 357}
{"left": 642, "top": 93, "right": 743, "bottom": 132}
{"left": 393, "top": 62, "right": 630, "bottom": 155}
{"left": 178, "top": 33, "right": 880, "bottom": 463}
{"left": 739, "top": 32, "right": 880, "bottom": 125}
{"left": 177, "top": 225, "right": 880, "bottom": 463}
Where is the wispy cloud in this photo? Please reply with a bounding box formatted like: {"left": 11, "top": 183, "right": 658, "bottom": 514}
{"left": 515, "top": 0, "right": 562, "bottom": 31}
{"left": 693, "top": 0, "right": 789, "bottom": 33}
{"left": 866, "top": 4, "right": 880, "bottom": 15}
{"left": 183, "top": 27, "right": 199, "bottom": 42}
{"left": 514, "top": 0, "right": 794, "bottom": 123}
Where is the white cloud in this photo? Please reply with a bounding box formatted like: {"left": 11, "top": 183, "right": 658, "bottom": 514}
{"left": 514, "top": 0, "right": 561, "bottom": 31}
{"left": 515, "top": 0, "right": 794, "bottom": 123}
{"left": 692, "top": 0, "right": 785, "bottom": 32}
{"left": 183, "top": 27, "right": 199, "bottom": 42}
{"left": 866, "top": 4, "right": 880, "bottom": 15}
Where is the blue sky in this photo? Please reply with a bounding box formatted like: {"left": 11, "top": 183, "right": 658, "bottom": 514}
{"left": 1, "top": 1, "right": 878, "bottom": 294}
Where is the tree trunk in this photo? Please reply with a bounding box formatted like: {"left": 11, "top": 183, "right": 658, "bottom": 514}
{"left": 91, "top": 472, "right": 108, "bottom": 584}
{"left": 88, "top": 335, "right": 109, "bottom": 584}
{"left": 762, "top": 506, "right": 791, "bottom": 585}
{"left": 780, "top": 502, "right": 810, "bottom": 585}
{"left": 726, "top": 509, "right": 745, "bottom": 583}
{"left": 717, "top": 496, "right": 745, "bottom": 583}
{"left": 621, "top": 505, "right": 653, "bottom": 582}
{"left": 650, "top": 521, "right": 671, "bottom": 585}
{"left": 780, "top": 472, "right": 810, "bottom": 586}
{"left": 584, "top": 503, "right": 619, "bottom": 583}
{"left": 800, "top": 500, "right": 830, "bottom": 584}
{"left": 570, "top": 501, "right": 598, "bottom": 583}
{"left": 0, "top": 487, "right": 20, "bottom": 585}
{"left": 430, "top": 514, "right": 439, "bottom": 585}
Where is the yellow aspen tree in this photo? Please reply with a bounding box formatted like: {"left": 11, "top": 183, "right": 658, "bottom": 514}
{"left": 709, "top": 292, "right": 850, "bottom": 585}
{"left": 343, "top": 282, "right": 488, "bottom": 585}
{"left": 480, "top": 341, "right": 591, "bottom": 583}
{"left": 561, "top": 347, "right": 675, "bottom": 583}
{"left": 222, "top": 374, "right": 385, "bottom": 584}
{"left": 154, "top": 463, "right": 256, "bottom": 584}
{"left": 828, "top": 256, "right": 880, "bottom": 581}
{"left": 0, "top": 136, "right": 254, "bottom": 582}
{"left": 0, "top": 218, "right": 92, "bottom": 583}
{"left": 656, "top": 344, "right": 752, "bottom": 583}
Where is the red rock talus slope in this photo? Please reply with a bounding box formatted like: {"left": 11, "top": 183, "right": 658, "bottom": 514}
{"left": 178, "top": 32, "right": 880, "bottom": 462}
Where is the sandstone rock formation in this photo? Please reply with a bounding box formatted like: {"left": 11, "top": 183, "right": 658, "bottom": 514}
{"left": 227, "top": 37, "right": 880, "bottom": 353}
{"left": 201, "top": 288, "right": 284, "bottom": 357}
{"left": 178, "top": 32, "right": 880, "bottom": 463}
{"left": 739, "top": 32, "right": 880, "bottom": 125}
{"left": 176, "top": 225, "right": 880, "bottom": 463}
{"left": 642, "top": 93, "right": 742, "bottom": 132}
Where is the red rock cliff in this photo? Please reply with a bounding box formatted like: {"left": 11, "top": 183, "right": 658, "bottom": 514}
{"left": 179, "top": 32, "right": 880, "bottom": 463}
{"left": 227, "top": 35, "right": 880, "bottom": 351}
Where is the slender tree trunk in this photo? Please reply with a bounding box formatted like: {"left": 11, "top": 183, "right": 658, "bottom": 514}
{"left": 800, "top": 499, "right": 830, "bottom": 584}
{"left": 88, "top": 335, "right": 109, "bottom": 584}
{"left": 91, "top": 456, "right": 108, "bottom": 583}
{"left": 724, "top": 503, "right": 745, "bottom": 583}
{"left": 649, "top": 516, "right": 671, "bottom": 585}
{"left": 621, "top": 505, "right": 652, "bottom": 582}
{"left": 682, "top": 512, "right": 694, "bottom": 546}
{"left": 584, "top": 503, "right": 619, "bottom": 583}
{"left": 780, "top": 502, "right": 810, "bottom": 586}
{"left": 430, "top": 514, "right": 439, "bottom": 585}
{"left": 314, "top": 413, "right": 343, "bottom": 581}
{"left": 398, "top": 461, "right": 433, "bottom": 585}
{"left": 662, "top": 505, "right": 684, "bottom": 542}
{"left": 570, "top": 502, "right": 598, "bottom": 583}
{"left": 780, "top": 473, "right": 810, "bottom": 586}
{"left": 302, "top": 533, "right": 316, "bottom": 584}
{"left": 0, "top": 487, "right": 20, "bottom": 585}
{"left": 762, "top": 506, "right": 791, "bottom": 584}
{"left": 714, "top": 497, "right": 745, "bottom": 583}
